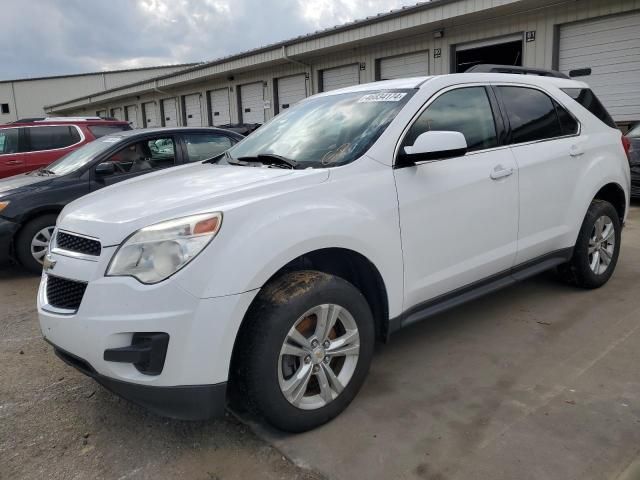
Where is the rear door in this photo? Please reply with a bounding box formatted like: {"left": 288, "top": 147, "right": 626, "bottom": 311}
{"left": 90, "top": 135, "right": 180, "bottom": 190}
{"left": 0, "top": 127, "right": 26, "bottom": 178}
{"left": 495, "top": 85, "right": 581, "bottom": 264}
{"left": 181, "top": 132, "right": 238, "bottom": 162}
{"left": 24, "top": 125, "right": 83, "bottom": 171}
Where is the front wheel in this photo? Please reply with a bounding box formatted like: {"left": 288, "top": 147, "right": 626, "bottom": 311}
{"left": 236, "top": 271, "right": 375, "bottom": 432}
{"left": 557, "top": 199, "right": 621, "bottom": 289}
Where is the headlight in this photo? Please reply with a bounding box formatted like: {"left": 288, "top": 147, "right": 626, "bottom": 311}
{"left": 107, "top": 212, "right": 222, "bottom": 284}
{"left": 0, "top": 201, "right": 9, "bottom": 213}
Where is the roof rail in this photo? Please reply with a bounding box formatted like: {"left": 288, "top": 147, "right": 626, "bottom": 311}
{"left": 465, "top": 64, "right": 570, "bottom": 79}
{"left": 32, "top": 116, "right": 110, "bottom": 122}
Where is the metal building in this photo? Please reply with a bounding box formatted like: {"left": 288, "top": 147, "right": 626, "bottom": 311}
{"left": 45, "top": 0, "right": 640, "bottom": 128}
{"left": 0, "top": 64, "right": 198, "bottom": 123}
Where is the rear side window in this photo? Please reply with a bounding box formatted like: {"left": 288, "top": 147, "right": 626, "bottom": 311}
{"left": 0, "top": 128, "right": 19, "bottom": 154}
{"left": 554, "top": 100, "right": 579, "bottom": 136}
{"left": 561, "top": 88, "right": 616, "bottom": 129}
{"left": 27, "top": 126, "right": 80, "bottom": 152}
{"left": 497, "top": 87, "right": 562, "bottom": 144}
{"left": 404, "top": 87, "right": 498, "bottom": 152}
{"left": 183, "top": 134, "right": 234, "bottom": 162}
{"left": 88, "top": 124, "right": 132, "bottom": 139}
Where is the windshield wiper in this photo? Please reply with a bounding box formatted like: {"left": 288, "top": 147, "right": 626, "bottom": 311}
{"left": 38, "top": 168, "right": 56, "bottom": 175}
{"left": 237, "top": 153, "right": 298, "bottom": 169}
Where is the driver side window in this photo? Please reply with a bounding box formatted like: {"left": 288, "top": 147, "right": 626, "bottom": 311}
{"left": 403, "top": 87, "right": 498, "bottom": 153}
{"left": 99, "top": 137, "right": 176, "bottom": 177}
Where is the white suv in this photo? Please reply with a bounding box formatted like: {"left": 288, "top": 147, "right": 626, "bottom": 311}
{"left": 38, "top": 72, "right": 631, "bottom": 432}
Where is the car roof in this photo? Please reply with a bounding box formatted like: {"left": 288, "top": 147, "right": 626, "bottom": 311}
{"left": 102, "top": 126, "right": 244, "bottom": 138}
{"left": 2, "top": 119, "right": 130, "bottom": 127}
{"left": 317, "top": 73, "right": 589, "bottom": 97}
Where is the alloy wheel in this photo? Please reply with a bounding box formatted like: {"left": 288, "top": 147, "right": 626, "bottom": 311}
{"left": 588, "top": 215, "right": 615, "bottom": 275}
{"left": 278, "top": 304, "right": 360, "bottom": 410}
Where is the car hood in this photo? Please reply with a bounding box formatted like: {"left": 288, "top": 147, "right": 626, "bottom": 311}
{"left": 59, "top": 163, "right": 329, "bottom": 245}
{"left": 0, "top": 172, "right": 53, "bottom": 197}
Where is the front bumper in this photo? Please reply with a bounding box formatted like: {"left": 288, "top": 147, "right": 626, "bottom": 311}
{"left": 37, "top": 247, "right": 259, "bottom": 418}
{"left": 0, "top": 217, "right": 19, "bottom": 265}
{"left": 51, "top": 342, "right": 227, "bottom": 420}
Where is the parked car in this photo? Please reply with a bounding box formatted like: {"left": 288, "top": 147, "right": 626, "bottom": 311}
{"left": 38, "top": 72, "right": 630, "bottom": 432}
{"left": 0, "top": 127, "right": 243, "bottom": 272}
{"left": 0, "top": 117, "right": 132, "bottom": 179}
{"left": 625, "top": 123, "right": 640, "bottom": 197}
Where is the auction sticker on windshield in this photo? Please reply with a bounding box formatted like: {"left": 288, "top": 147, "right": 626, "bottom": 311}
{"left": 358, "top": 92, "right": 407, "bottom": 103}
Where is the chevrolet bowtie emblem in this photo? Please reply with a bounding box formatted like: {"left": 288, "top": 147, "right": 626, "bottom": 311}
{"left": 43, "top": 254, "right": 56, "bottom": 272}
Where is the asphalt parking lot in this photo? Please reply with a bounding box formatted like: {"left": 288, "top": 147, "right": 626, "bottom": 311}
{"left": 1, "top": 202, "right": 639, "bottom": 480}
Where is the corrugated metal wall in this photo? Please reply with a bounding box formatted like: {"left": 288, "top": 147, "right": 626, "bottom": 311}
{"left": 58, "top": 0, "right": 640, "bottom": 125}
{"left": 0, "top": 65, "right": 192, "bottom": 123}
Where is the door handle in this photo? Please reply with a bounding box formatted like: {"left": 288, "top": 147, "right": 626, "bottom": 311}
{"left": 490, "top": 165, "right": 514, "bottom": 180}
{"left": 569, "top": 144, "right": 584, "bottom": 157}
{"left": 4, "top": 160, "right": 22, "bottom": 165}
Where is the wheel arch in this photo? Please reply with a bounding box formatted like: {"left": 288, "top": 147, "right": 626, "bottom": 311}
{"left": 227, "top": 247, "right": 390, "bottom": 391}
{"left": 593, "top": 182, "right": 627, "bottom": 223}
{"left": 10, "top": 207, "right": 62, "bottom": 257}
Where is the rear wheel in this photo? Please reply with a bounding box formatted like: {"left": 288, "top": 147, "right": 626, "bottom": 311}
{"left": 15, "top": 214, "right": 57, "bottom": 274}
{"left": 557, "top": 200, "right": 621, "bottom": 289}
{"left": 235, "top": 271, "right": 375, "bottom": 432}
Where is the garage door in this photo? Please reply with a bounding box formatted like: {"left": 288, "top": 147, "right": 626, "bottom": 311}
{"left": 96, "top": 109, "right": 106, "bottom": 118}
{"left": 559, "top": 12, "right": 640, "bottom": 123}
{"left": 321, "top": 64, "right": 359, "bottom": 92}
{"left": 239, "top": 82, "right": 264, "bottom": 124}
{"left": 276, "top": 75, "right": 307, "bottom": 113}
{"left": 209, "top": 88, "right": 231, "bottom": 126}
{"left": 110, "top": 107, "right": 123, "bottom": 120}
{"left": 125, "top": 105, "right": 138, "bottom": 129}
{"left": 183, "top": 93, "right": 203, "bottom": 126}
{"left": 143, "top": 102, "right": 159, "bottom": 128}
{"left": 161, "top": 98, "right": 178, "bottom": 127}
{"left": 379, "top": 51, "right": 429, "bottom": 80}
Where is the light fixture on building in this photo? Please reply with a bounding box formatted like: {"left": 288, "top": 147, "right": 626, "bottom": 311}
{"left": 433, "top": 29, "right": 444, "bottom": 39}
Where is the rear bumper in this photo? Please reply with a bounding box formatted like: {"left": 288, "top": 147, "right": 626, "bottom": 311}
{"left": 0, "top": 217, "right": 19, "bottom": 265}
{"left": 52, "top": 342, "right": 227, "bottom": 420}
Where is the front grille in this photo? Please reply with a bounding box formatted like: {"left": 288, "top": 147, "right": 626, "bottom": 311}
{"left": 56, "top": 231, "right": 101, "bottom": 256}
{"left": 46, "top": 275, "right": 87, "bottom": 311}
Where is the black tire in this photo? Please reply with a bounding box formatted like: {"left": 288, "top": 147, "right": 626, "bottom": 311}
{"left": 557, "top": 199, "right": 621, "bottom": 289}
{"left": 235, "top": 270, "right": 375, "bottom": 432}
{"left": 15, "top": 214, "right": 58, "bottom": 274}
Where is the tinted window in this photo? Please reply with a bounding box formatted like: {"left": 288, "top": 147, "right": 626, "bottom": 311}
{"left": 184, "top": 134, "right": 233, "bottom": 162}
{"left": 0, "top": 128, "right": 19, "bottom": 154}
{"left": 561, "top": 88, "right": 616, "bottom": 129}
{"left": 554, "top": 101, "right": 579, "bottom": 136}
{"left": 498, "top": 87, "right": 562, "bottom": 144}
{"left": 88, "top": 124, "right": 131, "bottom": 138}
{"left": 99, "top": 137, "right": 176, "bottom": 177}
{"left": 404, "top": 87, "right": 497, "bottom": 152}
{"left": 27, "top": 126, "right": 79, "bottom": 151}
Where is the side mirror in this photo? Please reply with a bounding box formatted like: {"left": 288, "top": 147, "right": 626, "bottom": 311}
{"left": 95, "top": 162, "right": 115, "bottom": 176}
{"left": 397, "top": 131, "right": 468, "bottom": 167}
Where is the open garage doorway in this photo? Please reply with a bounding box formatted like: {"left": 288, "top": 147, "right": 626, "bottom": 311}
{"left": 454, "top": 35, "right": 523, "bottom": 73}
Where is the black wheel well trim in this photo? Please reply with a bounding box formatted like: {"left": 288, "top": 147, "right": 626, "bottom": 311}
{"left": 227, "top": 247, "right": 390, "bottom": 390}
{"left": 593, "top": 182, "right": 627, "bottom": 223}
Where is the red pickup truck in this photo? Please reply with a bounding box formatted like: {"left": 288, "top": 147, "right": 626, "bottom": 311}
{"left": 0, "top": 117, "right": 131, "bottom": 179}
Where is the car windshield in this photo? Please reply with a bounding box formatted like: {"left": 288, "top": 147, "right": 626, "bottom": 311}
{"left": 226, "top": 89, "right": 415, "bottom": 168}
{"left": 44, "top": 136, "right": 123, "bottom": 175}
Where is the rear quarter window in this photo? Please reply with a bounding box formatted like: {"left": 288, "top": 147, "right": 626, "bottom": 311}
{"left": 561, "top": 88, "right": 617, "bottom": 129}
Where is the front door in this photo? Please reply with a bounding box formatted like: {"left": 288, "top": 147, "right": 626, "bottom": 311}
{"left": 91, "top": 136, "right": 178, "bottom": 190}
{"left": 394, "top": 86, "right": 519, "bottom": 310}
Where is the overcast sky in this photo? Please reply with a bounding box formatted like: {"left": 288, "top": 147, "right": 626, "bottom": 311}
{"left": 1, "top": 0, "right": 422, "bottom": 80}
